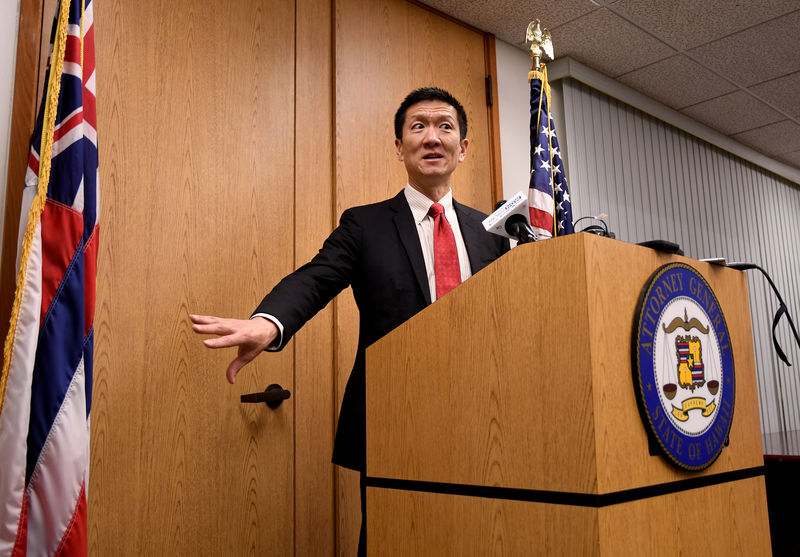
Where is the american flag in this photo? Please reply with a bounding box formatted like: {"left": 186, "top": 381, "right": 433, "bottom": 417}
{"left": 0, "top": 0, "right": 98, "bottom": 554}
{"left": 528, "top": 67, "right": 573, "bottom": 238}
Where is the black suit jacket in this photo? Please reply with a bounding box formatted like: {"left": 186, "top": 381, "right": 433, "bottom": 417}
{"left": 254, "top": 190, "right": 509, "bottom": 471}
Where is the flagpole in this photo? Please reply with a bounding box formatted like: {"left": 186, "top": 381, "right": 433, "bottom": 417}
{"left": 525, "top": 19, "right": 574, "bottom": 239}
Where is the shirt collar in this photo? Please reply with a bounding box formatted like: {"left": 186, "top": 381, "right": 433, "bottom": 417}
{"left": 404, "top": 184, "right": 454, "bottom": 224}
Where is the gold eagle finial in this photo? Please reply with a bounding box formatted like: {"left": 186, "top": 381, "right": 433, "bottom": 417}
{"left": 526, "top": 19, "right": 553, "bottom": 71}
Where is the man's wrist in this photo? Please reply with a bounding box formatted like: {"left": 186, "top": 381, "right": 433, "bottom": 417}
{"left": 251, "top": 313, "right": 283, "bottom": 350}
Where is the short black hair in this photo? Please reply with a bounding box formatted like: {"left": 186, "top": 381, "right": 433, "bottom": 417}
{"left": 394, "top": 87, "right": 468, "bottom": 141}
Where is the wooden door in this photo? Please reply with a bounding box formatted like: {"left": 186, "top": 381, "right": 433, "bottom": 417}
{"left": 90, "top": 0, "right": 297, "bottom": 553}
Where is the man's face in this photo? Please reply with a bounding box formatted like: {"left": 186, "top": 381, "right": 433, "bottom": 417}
{"left": 395, "top": 100, "right": 468, "bottom": 189}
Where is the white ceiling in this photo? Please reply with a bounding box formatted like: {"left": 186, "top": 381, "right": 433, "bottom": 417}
{"left": 420, "top": 0, "right": 800, "bottom": 175}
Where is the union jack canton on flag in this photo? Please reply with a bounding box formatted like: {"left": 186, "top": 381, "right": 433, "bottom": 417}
{"left": 528, "top": 67, "right": 573, "bottom": 238}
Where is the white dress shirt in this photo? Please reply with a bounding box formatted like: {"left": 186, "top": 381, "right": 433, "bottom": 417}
{"left": 403, "top": 184, "right": 472, "bottom": 301}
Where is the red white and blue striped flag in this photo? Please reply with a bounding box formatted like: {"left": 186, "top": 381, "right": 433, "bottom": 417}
{"left": 0, "top": 0, "right": 98, "bottom": 554}
{"left": 528, "top": 66, "right": 573, "bottom": 238}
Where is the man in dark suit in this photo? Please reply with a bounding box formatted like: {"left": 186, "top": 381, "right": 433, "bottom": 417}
{"left": 191, "top": 87, "right": 509, "bottom": 550}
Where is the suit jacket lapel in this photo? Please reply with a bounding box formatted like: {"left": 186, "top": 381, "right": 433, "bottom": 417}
{"left": 390, "top": 191, "right": 432, "bottom": 305}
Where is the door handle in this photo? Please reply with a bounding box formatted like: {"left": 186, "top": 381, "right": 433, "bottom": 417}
{"left": 240, "top": 383, "right": 291, "bottom": 409}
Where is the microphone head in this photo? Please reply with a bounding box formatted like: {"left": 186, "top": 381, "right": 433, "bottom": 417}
{"left": 482, "top": 191, "right": 531, "bottom": 240}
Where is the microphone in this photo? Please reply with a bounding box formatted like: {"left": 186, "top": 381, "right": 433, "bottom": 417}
{"left": 482, "top": 191, "right": 538, "bottom": 244}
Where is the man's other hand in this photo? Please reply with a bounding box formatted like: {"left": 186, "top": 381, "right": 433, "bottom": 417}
{"left": 190, "top": 314, "right": 278, "bottom": 384}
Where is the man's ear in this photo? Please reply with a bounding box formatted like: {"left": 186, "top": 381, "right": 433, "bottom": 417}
{"left": 458, "top": 137, "right": 469, "bottom": 162}
{"left": 395, "top": 138, "right": 404, "bottom": 161}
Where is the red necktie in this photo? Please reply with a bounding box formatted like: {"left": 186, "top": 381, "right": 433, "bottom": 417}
{"left": 429, "top": 202, "right": 461, "bottom": 299}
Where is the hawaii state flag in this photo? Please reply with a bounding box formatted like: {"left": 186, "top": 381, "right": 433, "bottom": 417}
{"left": 528, "top": 65, "right": 573, "bottom": 238}
{"left": 0, "top": 0, "right": 98, "bottom": 554}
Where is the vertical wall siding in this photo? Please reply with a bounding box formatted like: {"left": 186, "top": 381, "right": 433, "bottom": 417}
{"left": 559, "top": 78, "right": 800, "bottom": 436}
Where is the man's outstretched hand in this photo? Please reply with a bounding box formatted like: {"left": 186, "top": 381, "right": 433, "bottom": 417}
{"left": 190, "top": 314, "right": 278, "bottom": 384}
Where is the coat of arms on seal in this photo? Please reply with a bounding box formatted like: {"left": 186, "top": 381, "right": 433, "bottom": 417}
{"left": 632, "top": 263, "right": 735, "bottom": 470}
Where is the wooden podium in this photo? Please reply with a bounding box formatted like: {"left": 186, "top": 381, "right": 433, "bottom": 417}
{"left": 364, "top": 233, "right": 771, "bottom": 555}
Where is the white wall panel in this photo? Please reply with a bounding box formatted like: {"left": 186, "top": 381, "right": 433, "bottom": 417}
{"left": 559, "top": 77, "right": 800, "bottom": 435}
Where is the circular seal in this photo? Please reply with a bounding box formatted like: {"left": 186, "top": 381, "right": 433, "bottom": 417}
{"left": 632, "top": 263, "right": 735, "bottom": 470}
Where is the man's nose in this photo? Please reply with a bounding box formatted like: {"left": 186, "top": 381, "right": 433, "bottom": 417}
{"left": 422, "top": 127, "right": 441, "bottom": 146}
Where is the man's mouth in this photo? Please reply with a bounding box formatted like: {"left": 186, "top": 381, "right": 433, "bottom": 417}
{"left": 423, "top": 153, "right": 443, "bottom": 160}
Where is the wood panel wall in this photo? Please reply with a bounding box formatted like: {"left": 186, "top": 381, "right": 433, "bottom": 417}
{"left": 294, "top": 0, "right": 335, "bottom": 554}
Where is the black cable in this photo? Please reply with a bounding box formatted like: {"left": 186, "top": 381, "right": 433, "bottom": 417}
{"left": 727, "top": 262, "right": 800, "bottom": 367}
{"left": 574, "top": 214, "right": 612, "bottom": 238}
